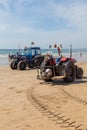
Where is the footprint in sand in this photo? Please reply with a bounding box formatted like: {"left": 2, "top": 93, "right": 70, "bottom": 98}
{"left": 9, "top": 87, "right": 14, "bottom": 90}
{"left": 16, "top": 90, "right": 24, "bottom": 93}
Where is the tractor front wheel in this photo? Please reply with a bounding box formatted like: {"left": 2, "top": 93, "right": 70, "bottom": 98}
{"left": 76, "top": 67, "right": 83, "bottom": 78}
{"left": 10, "top": 60, "right": 18, "bottom": 70}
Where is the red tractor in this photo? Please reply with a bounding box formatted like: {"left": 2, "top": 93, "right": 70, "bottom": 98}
{"left": 37, "top": 55, "right": 83, "bottom": 82}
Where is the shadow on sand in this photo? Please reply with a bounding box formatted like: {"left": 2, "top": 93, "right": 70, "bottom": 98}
{"left": 39, "top": 76, "right": 87, "bottom": 86}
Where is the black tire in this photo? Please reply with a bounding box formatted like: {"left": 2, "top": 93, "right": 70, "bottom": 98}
{"left": 28, "top": 64, "right": 34, "bottom": 69}
{"left": 18, "top": 61, "right": 26, "bottom": 70}
{"left": 10, "top": 60, "right": 18, "bottom": 70}
{"left": 76, "top": 67, "right": 83, "bottom": 78}
{"left": 34, "top": 55, "right": 44, "bottom": 68}
{"left": 37, "top": 57, "right": 44, "bottom": 67}
{"left": 28, "top": 60, "right": 35, "bottom": 69}
{"left": 63, "top": 61, "right": 75, "bottom": 82}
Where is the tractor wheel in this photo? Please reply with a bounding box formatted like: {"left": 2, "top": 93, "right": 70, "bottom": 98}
{"left": 63, "top": 61, "right": 75, "bottom": 82}
{"left": 37, "top": 57, "right": 44, "bottom": 67}
{"left": 28, "top": 60, "right": 35, "bottom": 69}
{"left": 76, "top": 67, "right": 83, "bottom": 78}
{"left": 34, "top": 56, "right": 44, "bottom": 68}
{"left": 18, "top": 61, "right": 26, "bottom": 70}
{"left": 28, "top": 64, "right": 34, "bottom": 69}
{"left": 10, "top": 60, "right": 17, "bottom": 70}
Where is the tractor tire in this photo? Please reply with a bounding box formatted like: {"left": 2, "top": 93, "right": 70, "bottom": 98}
{"left": 28, "top": 64, "right": 34, "bottom": 69}
{"left": 10, "top": 60, "right": 17, "bottom": 70}
{"left": 37, "top": 57, "right": 44, "bottom": 67}
{"left": 63, "top": 61, "right": 75, "bottom": 82}
{"left": 34, "top": 55, "right": 44, "bottom": 68}
{"left": 18, "top": 61, "right": 26, "bottom": 70}
{"left": 28, "top": 60, "right": 35, "bottom": 69}
{"left": 76, "top": 67, "right": 83, "bottom": 79}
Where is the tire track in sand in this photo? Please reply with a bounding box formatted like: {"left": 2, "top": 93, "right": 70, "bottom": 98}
{"left": 27, "top": 83, "right": 85, "bottom": 130}
{"left": 59, "top": 87, "right": 87, "bottom": 105}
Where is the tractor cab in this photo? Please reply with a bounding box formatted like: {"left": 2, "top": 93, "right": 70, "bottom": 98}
{"left": 23, "top": 47, "right": 41, "bottom": 60}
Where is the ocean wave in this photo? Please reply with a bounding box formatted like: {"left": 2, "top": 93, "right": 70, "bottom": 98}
{"left": 0, "top": 51, "right": 87, "bottom": 65}
{"left": 0, "top": 54, "right": 8, "bottom": 58}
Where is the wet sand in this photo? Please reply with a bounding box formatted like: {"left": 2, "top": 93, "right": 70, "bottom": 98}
{"left": 0, "top": 62, "right": 87, "bottom": 130}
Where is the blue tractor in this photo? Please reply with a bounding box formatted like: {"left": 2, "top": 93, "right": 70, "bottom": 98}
{"left": 9, "top": 47, "right": 44, "bottom": 70}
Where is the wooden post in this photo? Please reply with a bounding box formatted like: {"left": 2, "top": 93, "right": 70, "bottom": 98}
{"left": 70, "top": 44, "right": 72, "bottom": 58}
{"left": 49, "top": 45, "right": 52, "bottom": 55}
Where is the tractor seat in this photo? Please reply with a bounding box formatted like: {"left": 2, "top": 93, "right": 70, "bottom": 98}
{"left": 55, "top": 57, "right": 61, "bottom": 64}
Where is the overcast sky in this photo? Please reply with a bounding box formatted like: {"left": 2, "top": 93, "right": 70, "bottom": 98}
{"left": 0, "top": 0, "right": 87, "bottom": 49}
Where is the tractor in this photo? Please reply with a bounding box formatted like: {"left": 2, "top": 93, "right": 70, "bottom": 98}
{"left": 37, "top": 55, "right": 83, "bottom": 82}
{"left": 9, "top": 47, "right": 44, "bottom": 70}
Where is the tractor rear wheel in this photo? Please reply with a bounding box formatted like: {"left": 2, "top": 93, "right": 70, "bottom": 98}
{"left": 18, "top": 61, "right": 26, "bottom": 70}
{"left": 34, "top": 55, "right": 44, "bottom": 68}
{"left": 63, "top": 61, "right": 75, "bottom": 82}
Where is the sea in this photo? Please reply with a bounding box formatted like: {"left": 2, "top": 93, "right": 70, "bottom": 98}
{"left": 0, "top": 48, "right": 87, "bottom": 66}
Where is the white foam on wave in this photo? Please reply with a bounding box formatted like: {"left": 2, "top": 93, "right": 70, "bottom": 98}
{"left": 0, "top": 54, "right": 8, "bottom": 58}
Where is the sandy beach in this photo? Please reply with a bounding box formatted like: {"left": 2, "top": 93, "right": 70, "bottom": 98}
{"left": 0, "top": 62, "right": 87, "bottom": 130}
